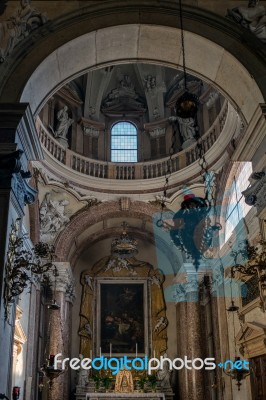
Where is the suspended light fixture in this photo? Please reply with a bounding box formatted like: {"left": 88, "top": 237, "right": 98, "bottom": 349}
{"left": 111, "top": 221, "right": 138, "bottom": 259}
{"left": 223, "top": 356, "right": 250, "bottom": 391}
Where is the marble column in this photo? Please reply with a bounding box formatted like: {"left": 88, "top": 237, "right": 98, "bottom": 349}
{"left": 0, "top": 104, "right": 43, "bottom": 397}
{"left": 185, "top": 272, "right": 205, "bottom": 400}
{"left": 174, "top": 263, "right": 205, "bottom": 400}
{"left": 175, "top": 286, "right": 189, "bottom": 400}
{"left": 46, "top": 262, "right": 75, "bottom": 400}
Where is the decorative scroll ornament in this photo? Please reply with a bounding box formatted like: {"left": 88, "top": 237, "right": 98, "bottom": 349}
{"left": 4, "top": 219, "right": 56, "bottom": 319}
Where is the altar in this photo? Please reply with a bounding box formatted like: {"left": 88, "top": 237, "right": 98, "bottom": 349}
{"left": 85, "top": 393, "right": 165, "bottom": 400}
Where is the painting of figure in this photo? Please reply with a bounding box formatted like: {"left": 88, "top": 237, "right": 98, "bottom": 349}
{"left": 100, "top": 283, "right": 145, "bottom": 354}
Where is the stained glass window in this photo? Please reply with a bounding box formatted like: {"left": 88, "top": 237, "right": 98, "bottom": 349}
{"left": 111, "top": 122, "right": 137, "bottom": 162}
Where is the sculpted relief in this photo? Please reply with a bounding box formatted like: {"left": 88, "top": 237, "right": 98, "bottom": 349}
{"left": 0, "top": 0, "right": 48, "bottom": 62}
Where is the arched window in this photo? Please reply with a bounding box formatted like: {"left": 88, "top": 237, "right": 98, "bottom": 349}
{"left": 111, "top": 122, "right": 137, "bottom": 162}
{"left": 224, "top": 162, "right": 253, "bottom": 243}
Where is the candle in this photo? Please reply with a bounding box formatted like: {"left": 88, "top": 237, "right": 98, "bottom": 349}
{"left": 153, "top": 350, "right": 155, "bottom": 359}
{"left": 100, "top": 347, "right": 102, "bottom": 357}
{"left": 90, "top": 350, "right": 92, "bottom": 360}
{"left": 110, "top": 343, "right": 112, "bottom": 358}
{"left": 136, "top": 343, "right": 138, "bottom": 358}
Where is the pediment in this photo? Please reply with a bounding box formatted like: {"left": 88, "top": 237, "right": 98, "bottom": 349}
{"left": 236, "top": 321, "right": 266, "bottom": 343}
{"left": 101, "top": 98, "right": 147, "bottom": 116}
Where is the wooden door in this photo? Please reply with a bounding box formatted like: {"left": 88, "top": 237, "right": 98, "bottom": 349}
{"left": 250, "top": 355, "right": 266, "bottom": 400}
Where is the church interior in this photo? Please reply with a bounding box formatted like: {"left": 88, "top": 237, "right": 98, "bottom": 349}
{"left": 0, "top": 1, "right": 266, "bottom": 400}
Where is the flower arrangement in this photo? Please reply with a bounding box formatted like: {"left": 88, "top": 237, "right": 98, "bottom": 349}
{"left": 147, "top": 374, "right": 157, "bottom": 390}
{"left": 92, "top": 373, "right": 102, "bottom": 390}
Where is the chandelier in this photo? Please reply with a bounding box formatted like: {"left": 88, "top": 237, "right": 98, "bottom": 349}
{"left": 230, "top": 239, "right": 266, "bottom": 312}
{"left": 111, "top": 222, "right": 138, "bottom": 258}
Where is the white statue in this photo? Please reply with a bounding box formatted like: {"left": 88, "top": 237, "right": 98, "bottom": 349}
{"left": 227, "top": 1, "right": 266, "bottom": 43}
{"left": 157, "top": 353, "right": 172, "bottom": 388}
{"left": 0, "top": 0, "right": 47, "bottom": 62}
{"left": 177, "top": 116, "right": 196, "bottom": 142}
{"left": 54, "top": 106, "right": 74, "bottom": 140}
{"left": 77, "top": 354, "right": 89, "bottom": 386}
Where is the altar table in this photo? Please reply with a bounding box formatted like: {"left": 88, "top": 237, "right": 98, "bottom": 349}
{"left": 85, "top": 393, "right": 165, "bottom": 400}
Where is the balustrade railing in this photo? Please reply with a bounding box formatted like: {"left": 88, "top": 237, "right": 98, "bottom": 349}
{"left": 36, "top": 101, "right": 228, "bottom": 180}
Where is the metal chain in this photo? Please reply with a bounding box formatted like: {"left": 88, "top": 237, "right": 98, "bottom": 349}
{"left": 161, "top": 118, "right": 178, "bottom": 212}
{"left": 195, "top": 116, "right": 216, "bottom": 209}
{"left": 179, "top": 0, "right": 187, "bottom": 91}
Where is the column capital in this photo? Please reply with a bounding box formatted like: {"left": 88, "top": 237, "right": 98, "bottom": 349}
{"left": 48, "top": 262, "right": 75, "bottom": 303}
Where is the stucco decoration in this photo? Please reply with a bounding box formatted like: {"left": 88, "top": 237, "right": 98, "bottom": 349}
{"left": 79, "top": 256, "right": 167, "bottom": 358}
{"left": 0, "top": 0, "right": 48, "bottom": 62}
{"left": 37, "top": 181, "right": 95, "bottom": 243}
{"left": 227, "top": 0, "right": 266, "bottom": 43}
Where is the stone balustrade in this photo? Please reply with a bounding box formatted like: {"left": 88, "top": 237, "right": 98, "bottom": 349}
{"left": 36, "top": 101, "right": 228, "bottom": 180}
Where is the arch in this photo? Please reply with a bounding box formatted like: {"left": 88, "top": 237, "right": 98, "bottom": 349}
{"left": 54, "top": 201, "right": 163, "bottom": 260}
{"left": 0, "top": 1, "right": 264, "bottom": 126}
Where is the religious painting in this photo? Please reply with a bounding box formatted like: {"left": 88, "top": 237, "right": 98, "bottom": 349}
{"left": 97, "top": 280, "right": 147, "bottom": 355}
